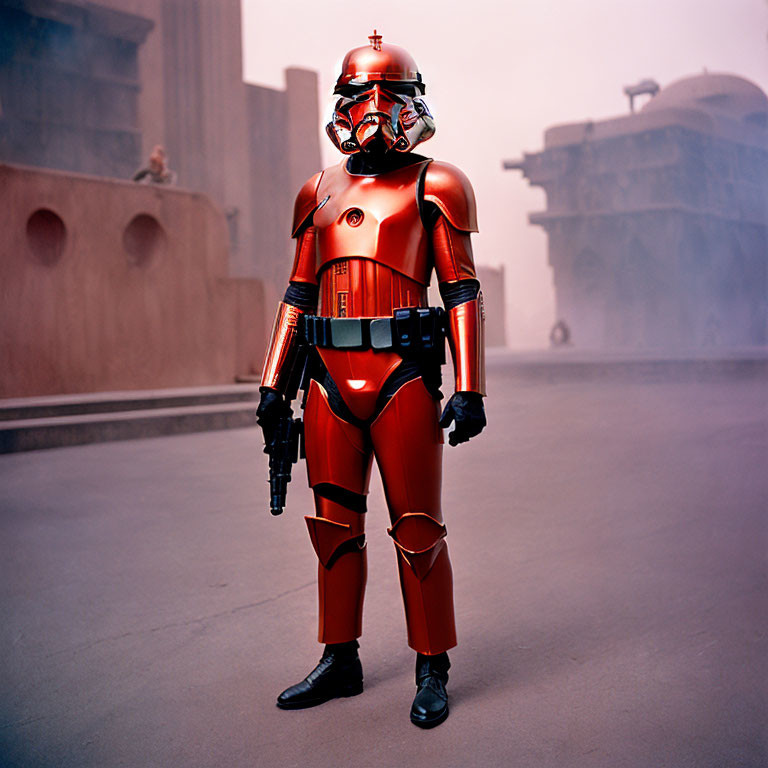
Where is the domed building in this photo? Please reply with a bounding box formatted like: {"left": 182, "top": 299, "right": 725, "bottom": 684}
{"left": 505, "top": 72, "right": 768, "bottom": 349}
{"left": 640, "top": 73, "right": 768, "bottom": 129}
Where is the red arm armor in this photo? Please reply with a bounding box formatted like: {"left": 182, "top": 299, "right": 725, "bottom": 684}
{"left": 426, "top": 161, "right": 485, "bottom": 396}
{"left": 260, "top": 221, "right": 319, "bottom": 391}
{"left": 423, "top": 161, "right": 479, "bottom": 233}
{"left": 291, "top": 171, "right": 324, "bottom": 238}
{"left": 446, "top": 293, "right": 486, "bottom": 396}
{"left": 260, "top": 300, "right": 305, "bottom": 392}
{"left": 288, "top": 225, "right": 319, "bottom": 285}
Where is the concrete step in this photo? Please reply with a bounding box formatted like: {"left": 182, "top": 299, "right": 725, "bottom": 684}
{"left": 0, "top": 384, "right": 260, "bottom": 421}
{"left": 0, "top": 386, "right": 261, "bottom": 453}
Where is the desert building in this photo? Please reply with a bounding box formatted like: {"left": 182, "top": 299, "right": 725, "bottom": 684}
{"left": 0, "top": 0, "right": 322, "bottom": 397}
{"left": 505, "top": 73, "right": 768, "bottom": 349}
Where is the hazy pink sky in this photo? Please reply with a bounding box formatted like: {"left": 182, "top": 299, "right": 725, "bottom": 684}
{"left": 242, "top": 0, "right": 768, "bottom": 347}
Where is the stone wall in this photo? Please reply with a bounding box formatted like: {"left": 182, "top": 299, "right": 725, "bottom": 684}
{"left": 1, "top": 163, "right": 265, "bottom": 397}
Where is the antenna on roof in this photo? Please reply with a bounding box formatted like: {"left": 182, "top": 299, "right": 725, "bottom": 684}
{"left": 623, "top": 78, "right": 660, "bottom": 113}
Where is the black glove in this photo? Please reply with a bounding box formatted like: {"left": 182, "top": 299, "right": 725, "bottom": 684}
{"left": 439, "top": 391, "right": 486, "bottom": 446}
{"left": 256, "top": 387, "right": 289, "bottom": 450}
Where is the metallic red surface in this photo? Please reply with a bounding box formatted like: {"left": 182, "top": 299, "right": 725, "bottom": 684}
{"left": 291, "top": 171, "right": 324, "bottom": 238}
{"left": 317, "top": 259, "right": 427, "bottom": 318}
{"left": 335, "top": 40, "right": 421, "bottom": 87}
{"left": 305, "top": 515, "right": 360, "bottom": 568}
{"left": 316, "top": 348, "right": 402, "bottom": 421}
{"left": 260, "top": 301, "right": 304, "bottom": 392}
{"left": 447, "top": 295, "right": 487, "bottom": 395}
{"left": 423, "top": 161, "right": 479, "bottom": 232}
{"left": 289, "top": 158, "right": 480, "bottom": 289}
{"left": 371, "top": 378, "right": 456, "bottom": 653}
{"left": 306, "top": 497, "right": 367, "bottom": 643}
{"left": 288, "top": 226, "right": 318, "bottom": 285}
{"left": 431, "top": 216, "right": 478, "bottom": 283}
{"left": 312, "top": 160, "right": 432, "bottom": 283}
{"left": 316, "top": 535, "right": 367, "bottom": 644}
{"left": 302, "top": 374, "right": 456, "bottom": 653}
{"left": 303, "top": 379, "right": 373, "bottom": 495}
{"left": 388, "top": 512, "right": 447, "bottom": 576}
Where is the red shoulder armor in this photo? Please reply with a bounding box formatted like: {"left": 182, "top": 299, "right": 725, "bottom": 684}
{"left": 423, "top": 161, "right": 478, "bottom": 233}
{"left": 291, "top": 170, "right": 324, "bottom": 238}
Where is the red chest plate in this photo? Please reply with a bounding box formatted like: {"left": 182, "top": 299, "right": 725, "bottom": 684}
{"left": 313, "top": 159, "right": 432, "bottom": 285}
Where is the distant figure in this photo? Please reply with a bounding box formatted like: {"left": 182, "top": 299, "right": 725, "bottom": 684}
{"left": 132, "top": 145, "right": 176, "bottom": 185}
{"left": 550, "top": 319, "right": 572, "bottom": 347}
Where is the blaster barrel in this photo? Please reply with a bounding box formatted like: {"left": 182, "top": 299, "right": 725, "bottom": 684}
{"left": 267, "top": 410, "right": 302, "bottom": 515}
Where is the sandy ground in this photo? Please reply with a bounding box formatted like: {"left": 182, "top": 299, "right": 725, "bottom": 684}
{"left": 1, "top": 353, "right": 766, "bottom": 768}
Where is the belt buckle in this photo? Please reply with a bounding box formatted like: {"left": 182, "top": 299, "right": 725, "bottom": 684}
{"left": 330, "top": 318, "right": 363, "bottom": 348}
{"left": 370, "top": 319, "right": 393, "bottom": 349}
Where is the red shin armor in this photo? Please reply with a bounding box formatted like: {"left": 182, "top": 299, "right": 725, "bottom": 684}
{"left": 260, "top": 34, "right": 485, "bottom": 655}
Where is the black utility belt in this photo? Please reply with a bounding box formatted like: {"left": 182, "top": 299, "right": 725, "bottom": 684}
{"left": 300, "top": 307, "right": 446, "bottom": 356}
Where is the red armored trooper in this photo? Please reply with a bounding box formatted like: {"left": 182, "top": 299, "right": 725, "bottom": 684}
{"left": 257, "top": 31, "right": 486, "bottom": 728}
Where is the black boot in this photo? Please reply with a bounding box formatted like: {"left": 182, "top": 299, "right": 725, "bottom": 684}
{"left": 276, "top": 641, "right": 363, "bottom": 710}
{"left": 410, "top": 651, "right": 450, "bottom": 728}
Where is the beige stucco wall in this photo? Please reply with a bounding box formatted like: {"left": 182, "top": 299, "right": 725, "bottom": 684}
{"left": 1, "top": 163, "right": 265, "bottom": 397}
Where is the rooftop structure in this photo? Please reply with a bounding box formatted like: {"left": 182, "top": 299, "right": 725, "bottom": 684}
{"left": 504, "top": 72, "right": 768, "bottom": 349}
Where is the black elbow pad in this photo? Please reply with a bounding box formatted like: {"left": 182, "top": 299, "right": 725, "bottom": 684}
{"left": 439, "top": 279, "right": 480, "bottom": 310}
{"left": 283, "top": 282, "right": 319, "bottom": 312}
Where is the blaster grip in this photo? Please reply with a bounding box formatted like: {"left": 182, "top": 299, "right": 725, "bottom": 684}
{"left": 267, "top": 413, "right": 302, "bottom": 516}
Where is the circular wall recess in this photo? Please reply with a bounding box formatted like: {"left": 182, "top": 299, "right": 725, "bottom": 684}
{"left": 122, "top": 214, "right": 166, "bottom": 267}
{"left": 26, "top": 209, "right": 67, "bottom": 266}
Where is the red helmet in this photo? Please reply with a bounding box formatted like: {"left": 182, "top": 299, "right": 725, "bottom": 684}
{"left": 326, "top": 31, "right": 435, "bottom": 155}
